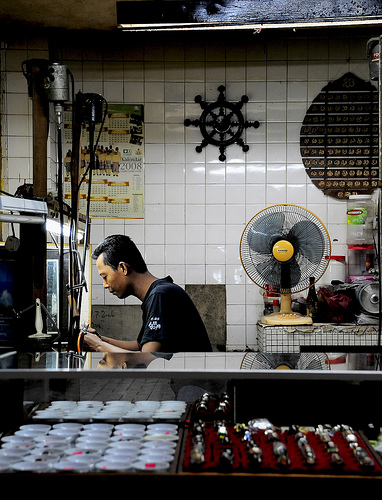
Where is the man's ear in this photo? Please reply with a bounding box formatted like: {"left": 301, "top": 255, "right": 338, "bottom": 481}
{"left": 119, "top": 262, "right": 129, "bottom": 275}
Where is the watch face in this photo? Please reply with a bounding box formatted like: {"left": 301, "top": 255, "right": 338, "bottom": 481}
{"left": 185, "top": 85, "right": 260, "bottom": 161}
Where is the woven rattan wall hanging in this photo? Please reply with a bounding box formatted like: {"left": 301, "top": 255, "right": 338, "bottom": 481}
{"left": 300, "top": 72, "right": 380, "bottom": 200}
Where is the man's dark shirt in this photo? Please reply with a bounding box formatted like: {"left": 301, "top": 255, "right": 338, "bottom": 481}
{"left": 137, "top": 276, "right": 212, "bottom": 352}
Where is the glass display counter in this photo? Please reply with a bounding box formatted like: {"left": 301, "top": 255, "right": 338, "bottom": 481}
{"left": 0, "top": 351, "right": 381, "bottom": 489}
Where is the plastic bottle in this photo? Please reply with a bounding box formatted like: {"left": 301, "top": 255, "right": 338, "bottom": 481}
{"left": 346, "top": 195, "right": 374, "bottom": 247}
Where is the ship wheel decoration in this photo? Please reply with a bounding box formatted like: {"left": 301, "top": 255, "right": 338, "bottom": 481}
{"left": 184, "top": 85, "right": 260, "bottom": 162}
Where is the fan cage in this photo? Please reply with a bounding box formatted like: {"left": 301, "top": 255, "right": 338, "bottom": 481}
{"left": 240, "top": 204, "right": 331, "bottom": 294}
{"left": 240, "top": 352, "right": 330, "bottom": 370}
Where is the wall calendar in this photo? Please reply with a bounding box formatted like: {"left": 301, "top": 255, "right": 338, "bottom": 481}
{"left": 63, "top": 103, "right": 144, "bottom": 218}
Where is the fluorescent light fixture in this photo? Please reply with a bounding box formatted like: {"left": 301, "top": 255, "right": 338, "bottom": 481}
{"left": 119, "top": 21, "right": 262, "bottom": 31}
{"left": 46, "top": 219, "right": 84, "bottom": 242}
{"left": 0, "top": 195, "right": 47, "bottom": 224}
{"left": 118, "top": 18, "right": 382, "bottom": 32}
{"left": 0, "top": 195, "right": 47, "bottom": 214}
{"left": 0, "top": 213, "right": 45, "bottom": 224}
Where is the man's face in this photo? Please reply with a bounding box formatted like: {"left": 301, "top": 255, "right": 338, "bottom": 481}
{"left": 96, "top": 254, "right": 130, "bottom": 299}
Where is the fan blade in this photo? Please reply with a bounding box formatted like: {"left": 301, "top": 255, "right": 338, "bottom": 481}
{"left": 247, "top": 212, "right": 285, "bottom": 254}
{"left": 245, "top": 353, "right": 302, "bottom": 370}
{"left": 250, "top": 353, "right": 277, "bottom": 369}
{"left": 256, "top": 259, "right": 282, "bottom": 287}
{"left": 287, "top": 220, "right": 325, "bottom": 264}
{"left": 288, "top": 258, "right": 302, "bottom": 288}
{"left": 297, "top": 353, "right": 327, "bottom": 370}
{"left": 256, "top": 256, "right": 301, "bottom": 290}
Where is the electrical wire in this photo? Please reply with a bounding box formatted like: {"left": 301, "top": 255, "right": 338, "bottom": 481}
{"left": 67, "top": 92, "right": 107, "bottom": 351}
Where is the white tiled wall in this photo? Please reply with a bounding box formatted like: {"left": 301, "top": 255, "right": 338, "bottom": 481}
{"left": 1, "top": 29, "right": 378, "bottom": 350}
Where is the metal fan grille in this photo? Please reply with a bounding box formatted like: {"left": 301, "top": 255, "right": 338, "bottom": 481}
{"left": 240, "top": 204, "right": 331, "bottom": 294}
{"left": 240, "top": 352, "right": 329, "bottom": 370}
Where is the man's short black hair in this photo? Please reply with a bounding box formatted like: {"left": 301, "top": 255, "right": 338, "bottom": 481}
{"left": 92, "top": 234, "right": 147, "bottom": 273}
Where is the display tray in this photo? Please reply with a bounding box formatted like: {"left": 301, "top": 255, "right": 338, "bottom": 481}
{"left": 0, "top": 400, "right": 190, "bottom": 475}
{"left": 182, "top": 423, "right": 382, "bottom": 476}
{"left": 181, "top": 393, "right": 382, "bottom": 478}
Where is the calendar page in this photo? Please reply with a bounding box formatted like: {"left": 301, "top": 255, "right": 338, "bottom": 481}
{"left": 63, "top": 103, "right": 144, "bottom": 219}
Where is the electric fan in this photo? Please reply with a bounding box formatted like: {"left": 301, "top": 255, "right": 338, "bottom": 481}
{"left": 240, "top": 352, "right": 329, "bottom": 370}
{"left": 240, "top": 204, "right": 331, "bottom": 325}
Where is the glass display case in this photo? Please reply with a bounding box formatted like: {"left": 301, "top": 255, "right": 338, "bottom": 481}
{"left": 0, "top": 351, "right": 381, "bottom": 488}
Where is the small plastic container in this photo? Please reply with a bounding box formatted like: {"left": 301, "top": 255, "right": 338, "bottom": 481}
{"left": 104, "top": 401, "right": 133, "bottom": 409}
{"left": 95, "top": 459, "right": 134, "bottom": 472}
{"left": 1, "top": 436, "right": 36, "bottom": 450}
{"left": 141, "top": 441, "right": 177, "bottom": 453}
{"left": 159, "top": 401, "right": 186, "bottom": 410}
{"left": 0, "top": 448, "right": 30, "bottom": 462}
{"left": 49, "top": 401, "right": 77, "bottom": 409}
{"left": 82, "top": 423, "right": 114, "bottom": 432}
{"left": 134, "top": 400, "right": 160, "bottom": 408}
{"left": 23, "top": 452, "right": 62, "bottom": 464}
{"left": 20, "top": 424, "right": 51, "bottom": 433}
{"left": 28, "top": 448, "right": 64, "bottom": 461}
{"left": 53, "top": 460, "right": 93, "bottom": 473}
{"left": 103, "top": 449, "right": 140, "bottom": 461}
{"left": 15, "top": 429, "right": 49, "bottom": 438}
{"left": 346, "top": 195, "right": 374, "bottom": 246}
{"left": 121, "top": 411, "right": 154, "bottom": 421}
{"left": 0, "top": 459, "right": 13, "bottom": 473}
{"left": 110, "top": 433, "right": 143, "bottom": 442}
{"left": 64, "top": 448, "right": 103, "bottom": 459}
{"left": 106, "top": 441, "right": 142, "bottom": 452}
{"left": 32, "top": 410, "right": 65, "bottom": 422}
{"left": 105, "top": 444, "right": 140, "bottom": 454}
{"left": 151, "top": 411, "right": 183, "bottom": 420}
{"left": 146, "top": 423, "right": 178, "bottom": 432}
{"left": 11, "top": 461, "right": 53, "bottom": 473}
{"left": 80, "top": 427, "right": 112, "bottom": 435}
{"left": 53, "top": 423, "right": 83, "bottom": 432}
{"left": 76, "top": 437, "right": 110, "bottom": 450}
{"left": 34, "top": 435, "right": 70, "bottom": 446}
{"left": 134, "top": 460, "right": 170, "bottom": 472}
{"left": 48, "top": 428, "right": 80, "bottom": 442}
{"left": 143, "top": 430, "right": 178, "bottom": 442}
{"left": 114, "top": 423, "right": 146, "bottom": 432}
{"left": 139, "top": 452, "right": 174, "bottom": 463}
{"left": 325, "top": 255, "right": 346, "bottom": 284}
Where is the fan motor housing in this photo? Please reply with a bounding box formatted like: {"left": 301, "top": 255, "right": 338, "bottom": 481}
{"left": 272, "top": 240, "right": 294, "bottom": 262}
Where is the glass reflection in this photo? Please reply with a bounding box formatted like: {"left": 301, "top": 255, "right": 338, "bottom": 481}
{"left": 97, "top": 352, "right": 172, "bottom": 370}
{"left": 0, "top": 350, "right": 380, "bottom": 372}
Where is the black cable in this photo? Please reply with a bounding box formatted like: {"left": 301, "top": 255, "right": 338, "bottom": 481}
{"left": 68, "top": 72, "right": 78, "bottom": 352}
{"left": 76, "top": 97, "right": 108, "bottom": 319}
{"left": 56, "top": 107, "right": 64, "bottom": 352}
{"left": 67, "top": 92, "right": 107, "bottom": 350}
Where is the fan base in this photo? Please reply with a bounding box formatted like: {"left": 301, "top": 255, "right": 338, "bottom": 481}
{"left": 261, "top": 312, "right": 313, "bottom": 325}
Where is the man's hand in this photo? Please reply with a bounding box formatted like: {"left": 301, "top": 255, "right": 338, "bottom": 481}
{"left": 83, "top": 331, "right": 105, "bottom": 351}
{"left": 85, "top": 326, "right": 102, "bottom": 339}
